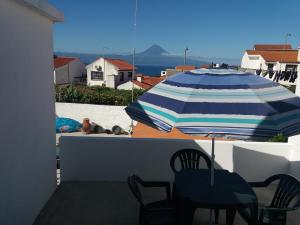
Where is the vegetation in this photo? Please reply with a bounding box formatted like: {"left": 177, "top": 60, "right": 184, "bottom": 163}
{"left": 268, "top": 133, "right": 288, "bottom": 143}
{"left": 282, "top": 84, "right": 296, "bottom": 93}
{"left": 55, "top": 84, "right": 145, "bottom": 106}
{"left": 287, "top": 85, "right": 296, "bottom": 93}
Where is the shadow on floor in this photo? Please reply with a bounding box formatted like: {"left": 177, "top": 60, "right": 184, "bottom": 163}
{"left": 33, "top": 181, "right": 300, "bottom": 225}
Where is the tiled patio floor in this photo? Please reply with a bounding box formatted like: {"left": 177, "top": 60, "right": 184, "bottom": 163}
{"left": 34, "top": 181, "right": 300, "bottom": 225}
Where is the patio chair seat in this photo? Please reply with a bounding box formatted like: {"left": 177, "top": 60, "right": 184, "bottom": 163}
{"left": 128, "top": 175, "right": 177, "bottom": 225}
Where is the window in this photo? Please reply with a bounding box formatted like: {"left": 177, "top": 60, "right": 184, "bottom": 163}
{"left": 248, "top": 56, "right": 259, "bottom": 60}
{"left": 128, "top": 72, "right": 133, "bottom": 78}
{"left": 120, "top": 72, "right": 124, "bottom": 81}
{"left": 267, "top": 64, "right": 274, "bottom": 70}
{"left": 286, "top": 64, "right": 297, "bottom": 72}
{"left": 91, "top": 71, "right": 103, "bottom": 80}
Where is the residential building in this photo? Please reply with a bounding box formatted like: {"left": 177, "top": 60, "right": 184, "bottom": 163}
{"left": 54, "top": 56, "right": 86, "bottom": 84}
{"left": 117, "top": 74, "right": 164, "bottom": 90}
{"left": 161, "top": 65, "right": 196, "bottom": 77}
{"left": 0, "top": 0, "right": 63, "bottom": 225}
{"left": 86, "top": 58, "right": 135, "bottom": 88}
{"left": 241, "top": 44, "right": 299, "bottom": 84}
{"left": 3, "top": 1, "right": 300, "bottom": 225}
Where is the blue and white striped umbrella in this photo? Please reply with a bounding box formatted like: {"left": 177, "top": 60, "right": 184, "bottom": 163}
{"left": 126, "top": 69, "right": 300, "bottom": 140}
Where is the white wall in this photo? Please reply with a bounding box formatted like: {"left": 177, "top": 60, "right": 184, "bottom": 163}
{"left": 54, "top": 64, "right": 69, "bottom": 84}
{"left": 0, "top": 1, "right": 60, "bottom": 225}
{"left": 87, "top": 58, "right": 118, "bottom": 87}
{"left": 241, "top": 52, "right": 267, "bottom": 70}
{"left": 288, "top": 65, "right": 300, "bottom": 178}
{"left": 55, "top": 103, "right": 133, "bottom": 131}
{"left": 117, "top": 81, "right": 144, "bottom": 90}
{"left": 86, "top": 58, "right": 134, "bottom": 88}
{"left": 60, "top": 137, "right": 292, "bottom": 182}
{"left": 54, "top": 59, "right": 85, "bottom": 85}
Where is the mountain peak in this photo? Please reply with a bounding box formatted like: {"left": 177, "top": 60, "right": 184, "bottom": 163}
{"left": 138, "top": 45, "right": 169, "bottom": 56}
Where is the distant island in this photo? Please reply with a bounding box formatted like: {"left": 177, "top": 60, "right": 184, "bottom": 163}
{"left": 55, "top": 44, "right": 240, "bottom": 75}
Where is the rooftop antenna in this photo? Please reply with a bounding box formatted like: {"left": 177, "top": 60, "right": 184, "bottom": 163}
{"left": 130, "top": 0, "right": 138, "bottom": 133}
{"left": 131, "top": 0, "right": 138, "bottom": 103}
{"left": 184, "top": 47, "right": 189, "bottom": 65}
{"left": 279, "top": 33, "right": 292, "bottom": 72}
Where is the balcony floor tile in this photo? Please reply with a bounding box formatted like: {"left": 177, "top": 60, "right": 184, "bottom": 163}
{"left": 34, "top": 181, "right": 300, "bottom": 225}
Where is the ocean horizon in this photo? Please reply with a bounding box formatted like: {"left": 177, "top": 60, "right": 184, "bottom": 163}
{"left": 136, "top": 65, "right": 168, "bottom": 76}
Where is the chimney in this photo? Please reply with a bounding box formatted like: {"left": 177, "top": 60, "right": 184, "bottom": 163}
{"left": 137, "top": 75, "right": 143, "bottom": 82}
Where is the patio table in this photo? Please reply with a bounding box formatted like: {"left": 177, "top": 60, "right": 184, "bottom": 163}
{"left": 175, "top": 169, "right": 258, "bottom": 225}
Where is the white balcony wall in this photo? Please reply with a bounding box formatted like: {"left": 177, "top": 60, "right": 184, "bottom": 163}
{"left": 0, "top": 1, "right": 62, "bottom": 225}
{"left": 288, "top": 66, "right": 300, "bottom": 178}
{"left": 60, "top": 137, "right": 293, "bottom": 183}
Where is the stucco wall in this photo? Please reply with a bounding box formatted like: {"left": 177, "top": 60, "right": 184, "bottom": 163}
{"left": 60, "top": 137, "right": 292, "bottom": 182}
{"left": 87, "top": 58, "right": 118, "bottom": 87}
{"left": 241, "top": 53, "right": 265, "bottom": 70}
{"left": 288, "top": 65, "right": 300, "bottom": 178}
{"left": 0, "top": 1, "right": 58, "bottom": 225}
{"left": 54, "top": 64, "right": 69, "bottom": 84}
{"left": 54, "top": 59, "right": 85, "bottom": 85}
{"left": 86, "top": 58, "right": 133, "bottom": 88}
{"left": 117, "top": 81, "right": 143, "bottom": 90}
{"left": 55, "top": 103, "right": 133, "bottom": 131}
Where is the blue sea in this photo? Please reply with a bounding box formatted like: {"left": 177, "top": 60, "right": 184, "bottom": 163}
{"left": 136, "top": 65, "right": 168, "bottom": 77}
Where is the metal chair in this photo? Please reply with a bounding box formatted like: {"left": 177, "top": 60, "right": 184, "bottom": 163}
{"left": 239, "top": 174, "right": 300, "bottom": 225}
{"left": 127, "top": 175, "right": 176, "bottom": 225}
{"left": 170, "top": 149, "right": 220, "bottom": 223}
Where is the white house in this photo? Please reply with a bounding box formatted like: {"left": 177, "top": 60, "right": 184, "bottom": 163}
{"left": 0, "top": 1, "right": 63, "bottom": 225}
{"left": 117, "top": 74, "right": 164, "bottom": 90}
{"left": 241, "top": 44, "right": 299, "bottom": 85}
{"left": 86, "top": 58, "right": 135, "bottom": 88}
{"left": 54, "top": 56, "right": 86, "bottom": 84}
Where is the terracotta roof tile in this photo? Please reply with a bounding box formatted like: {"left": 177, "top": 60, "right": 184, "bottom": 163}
{"left": 133, "top": 75, "right": 164, "bottom": 90}
{"left": 54, "top": 57, "right": 77, "bottom": 68}
{"left": 200, "top": 64, "right": 211, "bottom": 69}
{"left": 132, "top": 123, "right": 226, "bottom": 140}
{"left": 106, "top": 58, "right": 135, "bottom": 71}
{"left": 175, "top": 65, "right": 196, "bottom": 70}
{"left": 254, "top": 44, "right": 292, "bottom": 51}
{"left": 246, "top": 50, "right": 299, "bottom": 63}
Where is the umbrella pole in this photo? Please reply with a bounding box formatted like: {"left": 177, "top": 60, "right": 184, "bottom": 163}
{"left": 210, "top": 136, "right": 215, "bottom": 186}
{"left": 209, "top": 136, "right": 215, "bottom": 225}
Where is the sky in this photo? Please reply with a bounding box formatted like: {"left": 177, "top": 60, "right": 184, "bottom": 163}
{"left": 49, "top": 0, "right": 300, "bottom": 59}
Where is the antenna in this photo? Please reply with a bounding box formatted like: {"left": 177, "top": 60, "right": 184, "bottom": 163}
{"left": 184, "top": 47, "right": 189, "bottom": 65}
{"left": 131, "top": 0, "right": 138, "bottom": 103}
{"left": 130, "top": 0, "right": 138, "bottom": 133}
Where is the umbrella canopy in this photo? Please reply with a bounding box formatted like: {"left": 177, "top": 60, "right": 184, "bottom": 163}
{"left": 126, "top": 69, "right": 300, "bottom": 140}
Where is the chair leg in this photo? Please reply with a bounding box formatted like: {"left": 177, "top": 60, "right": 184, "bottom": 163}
{"left": 226, "top": 208, "right": 236, "bottom": 225}
{"left": 214, "top": 209, "right": 220, "bottom": 224}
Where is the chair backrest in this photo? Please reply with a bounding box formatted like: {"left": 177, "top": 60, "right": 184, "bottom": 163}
{"left": 127, "top": 175, "right": 144, "bottom": 206}
{"left": 170, "top": 149, "right": 211, "bottom": 173}
{"left": 268, "top": 174, "right": 300, "bottom": 209}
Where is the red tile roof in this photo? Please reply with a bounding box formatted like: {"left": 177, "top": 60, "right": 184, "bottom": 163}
{"left": 133, "top": 75, "right": 164, "bottom": 90}
{"left": 246, "top": 50, "right": 299, "bottom": 63}
{"left": 106, "top": 58, "right": 135, "bottom": 71}
{"left": 132, "top": 123, "right": 228, "bottom": 140}
{"left": 54, "top": 57, "right": 77, "bottom": 68}
{"left": 254, "top": 44, "right": 292, "bottom": 51}
{"left": 175, "top": 65, "right": 196, "bottom": 70}
{"left": 200, "top": 64, "right": 211, "bottom": 69}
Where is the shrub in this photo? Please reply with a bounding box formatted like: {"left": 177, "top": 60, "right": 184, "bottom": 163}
{"left": 55, "top": 84, "right": 145, "bottom": 106}
{"left": 268, "top": 133, "right": 288, "bottom": 143}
